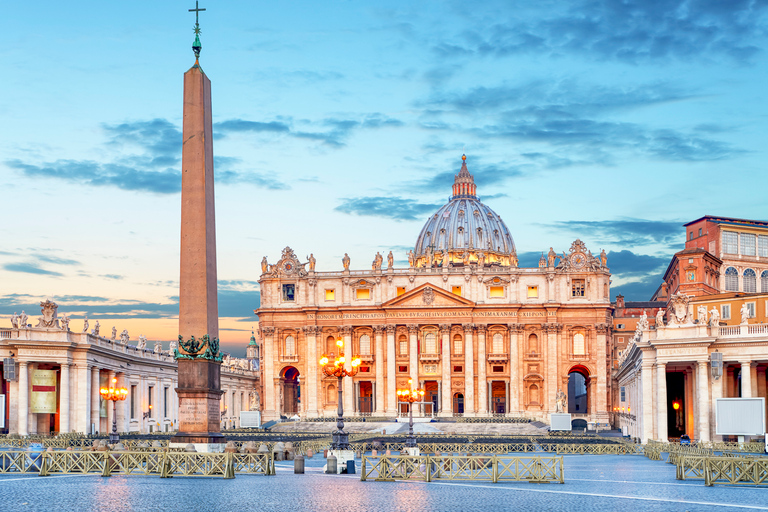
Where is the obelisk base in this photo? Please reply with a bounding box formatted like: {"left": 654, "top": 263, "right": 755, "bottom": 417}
{"left": 171, "top": 359, "right": 225, "bottom": 450}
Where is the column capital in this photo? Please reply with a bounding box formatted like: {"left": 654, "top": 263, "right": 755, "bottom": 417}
{"left": 407, "top": 324, "right": 419, "bottom": 334}
{"left": 475, "top": 324, "right": 487, "bottom": 334}
{"left": 595, "top": 323, "right": 610, "bottom": 334}
{"left": 341, "top": 326, "right": 353, "bottom": 336}
{"left": 385, "top": 324, "right": 396, "bottom": 335}
{"left": 439, "top": 324, "right": 451, "bottom": 334}
{"left": 507, "top": 323, "right": 524, "bottom": 333}
{"left": 463, "top": 323, "right": 475, "bottom": 333}
{"left": 373, "top": 325, "right": 386, "bottom": 334}
{"left": 261, "top": 326, "right": 275, "bottom": 336}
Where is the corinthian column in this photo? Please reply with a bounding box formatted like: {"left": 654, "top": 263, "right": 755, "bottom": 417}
{"left": 408, "top": 324, "right": 419, "bottom": 386}
{"left": 373, "top": 326, "right": 385, "bottom": 414}
{"left": 60, "top": 363, "right": 70, "bottom": 434}
{"left": 508, "top": 324, "right": 521, "bottom": 414}
{"left": 440, "top": 324, "right": 452, "bottom": 417}
{"left": 342, "top": 326, "right": 354, "bottom": 416}
{"left": 464, "top": 324, "right": 475, "bottom": 415}
{"left": 476, "top": 325, "right": 487, "bottom": 416}
{"left": 386, "top": 325, "right": 396, "bottom": 414}
{"left": 303, "top": 326, "right": 318, "bottom": 418}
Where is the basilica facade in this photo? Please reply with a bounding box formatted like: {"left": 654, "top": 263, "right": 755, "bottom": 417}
{"left": 256, "top": 156, "right": 613, "bottom": 425}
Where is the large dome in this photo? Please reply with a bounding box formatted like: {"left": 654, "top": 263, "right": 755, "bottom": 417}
{"left": 413, "top": 155, "right": 516, "bottom": 268}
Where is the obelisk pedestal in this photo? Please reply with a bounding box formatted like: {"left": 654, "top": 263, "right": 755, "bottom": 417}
{"left": 170, "top": 59, "right": 225, "bottom": 452}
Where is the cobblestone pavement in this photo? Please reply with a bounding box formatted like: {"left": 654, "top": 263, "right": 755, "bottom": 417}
{"left": 2, "top": 455, "right": 767, "bottom": 512}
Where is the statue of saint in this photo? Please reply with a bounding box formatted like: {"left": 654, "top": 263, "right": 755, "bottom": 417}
{"left": 555, "top": 389, "right": 567, "bottom": 413}
{"left": 741, "top": 303, "right": 750, "bottom": 325}
{"left": 477, "top": 251, "right": 485, "bottom": 267}
{"left": 60, "top": 315, "right": 70, "bottom": 331}
{"left": 261, "top": 256, "right": 268, "bottom": 274}
{"left": 82, "top": 316, "right": 89, "bottom": 333}
{"left": 137, "top": 335, "right": 147, "bottom": 350}
{"left": 154, "top": 341, "right": 163, "bottom": 353}
{"left": 709, "top": 306, "right": 720, "bottom": 326}
{"left": 600, "top": 249, "right": 607, "bottom": 267}
{"left": 19, "top": 311, "right": 28, "bottom": 329}
{"left": 342, "top": 253, "right": 350, "bottom": 271}
{"left": 656, "top": 308, "right": 665, "bottom": 328}
{"left": 120, "top": 329, "right": 130, "bottom": 343}
{"left": 373, "top": 252, "right": 383, "bottom": 270}
{"left": 169, "top": 339, "right": 178, "bottom": 354}
{"left": 408, "top": 250, "right": 415, "bottom": 268}
{"left": 111, "top": 326, "right": 117, "bottom": 340}
{"left": 547, "top": 247, "right": 556, "bottom": 267}
{"left": 93, "top": 320, "right": 100, "bottom": 336}
{"left": 387, "top": 251, "right": 394, "bottom": 269}
{"left": 308, "top": 253, "right": 316, "bottom": 272}
{"left": 510, "top": 250, "right": 518, "bottom": 268}
{"left": 697, "top": 305, "right": 707, "bottom": 324}
{"left": 10, "top": 312, "right": 18, "bottom": 329}
{"left": 638, "top": 311, "right": 649, "bottom": 330}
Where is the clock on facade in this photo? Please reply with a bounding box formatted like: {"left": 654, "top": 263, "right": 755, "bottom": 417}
{"left": 571, "top": 252, "right": 586, "bottom": 269}
{"left": 283, "top": 262, "right": 294, "bottom": 273}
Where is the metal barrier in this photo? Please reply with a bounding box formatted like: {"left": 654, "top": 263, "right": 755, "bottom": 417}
{"left": 0, "top": 450, "right": 274, "bottom": 478}
{"left": 674, "top": 455, "right": 768, "bottom": 486}
{"left": 547, "top": 444, "right": 643, "bottom": 455}
{"left": 360, "top": 454, "right": 564, "bottom": 484}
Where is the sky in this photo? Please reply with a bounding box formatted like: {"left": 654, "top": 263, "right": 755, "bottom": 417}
{"left": 2, "top": 1, "right": 768, "bottom": 356}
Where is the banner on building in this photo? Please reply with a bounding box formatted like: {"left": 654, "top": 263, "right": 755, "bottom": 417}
{"left": 30, "top": 370, "right": 57, "bottom": 414}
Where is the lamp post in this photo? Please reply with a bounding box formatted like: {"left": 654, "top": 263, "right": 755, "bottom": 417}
{"left": 99, "top": 377, "right": 128, "bottom": 444}
{"left": 397, "top": 379, "right": 425, "bottom": 450}
{"left": 319, "top": 337, "right": 361, "bottom": 450}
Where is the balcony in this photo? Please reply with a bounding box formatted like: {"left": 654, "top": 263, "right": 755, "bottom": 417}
{"left": 419, "top": 353, "right": 440, "bottom": 362}
{"left": 487, "top": 353, "right": 508, "bottom": 362}
{"left": 358, "top": 354, "right": 375, "bottom": 363}
{"left": 279, "top": 354, "right": 299, "bottom": 363}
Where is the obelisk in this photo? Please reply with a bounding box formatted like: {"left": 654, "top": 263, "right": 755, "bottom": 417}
{"left": 170, "top": 4, "right": 225, "bottom": 451}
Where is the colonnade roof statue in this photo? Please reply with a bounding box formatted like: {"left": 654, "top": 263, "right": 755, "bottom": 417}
{"left": 412, "top": 155, "right": 517, "bottom": 268}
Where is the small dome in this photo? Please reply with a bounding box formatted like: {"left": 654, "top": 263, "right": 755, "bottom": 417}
{"left": 413, "top": 156, "right": 516, "bottom": 267}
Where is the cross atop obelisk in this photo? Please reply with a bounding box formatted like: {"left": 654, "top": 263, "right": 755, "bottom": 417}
{"left": 171, "top": 2, "right": 225, "bottom": 451}
{"left": 189, "top": 1, "right": 206, "bottom": 61}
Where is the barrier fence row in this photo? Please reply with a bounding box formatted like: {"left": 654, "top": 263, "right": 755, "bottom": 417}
{"left": 675, "top": 455, "right": 768, "bottom": 486}
{"left": 360, "top": 454, "right": 564, "bottom": 483}
{"left": 0, "top": 450, "right": 275, "bottom": 478}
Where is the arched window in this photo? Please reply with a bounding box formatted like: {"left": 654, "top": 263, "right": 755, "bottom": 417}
{"left": 424, "top": 332, "right": 437, "bottom": 354}
{"left": 529, "top": 384, "right": 540, "bottom": 404}
{"left": 326, "top": 335, "right": 337, "bottom": 355}
{"left": 399, "top": 335, "right": 408, "bottom": 356}
{"left": 725, "top": 267, "right": 739, "bottom": 291}
{"left": 285, "top": 335, "right": 295, "bottom": 356}
{"left": 492, "top": 333, "right": 504, "bottom": 354}
{"left": 453, "top": 334, "right": 463, "bottom": 355}
{"left": 528, "top": 333, "right": 538, "bottom": 354}
{"left": 573, "top": 333, "right": 585, "bottom": 356}
{"left": 327, "top": 385, "right": 336, "bottom": 404}
{"left": 744, "top": 269, "right": 757, "bottom": 293}
{"left": 359, "top": 334, "right": 371, "bottom": 355}
{"left": 762, "top": 270, "right": 768, "bottom": 293}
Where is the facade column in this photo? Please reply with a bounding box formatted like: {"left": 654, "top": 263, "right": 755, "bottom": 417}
{"left": 697, "top": 360, "right": 711, "bottom": 442}
{"left": 477, "top": 325, "right": 487, "bottom": 416}
{"left": 750, "top": 363, "right": 758, "bottom": 398}
{"left": 76, "top": 364, "right": 91, "bottom": 434}
{"left": 508, "top": 324, "right": 521, "bottom": 414}
{"left": 546, "top": 323, "right": 559, "bottom": 415}
{"left": 342, "top": 326, "right": 353, "bottom": 417}
{"left": 373, "top": 326, "right": 385, "bottom": 415}
{"left": 440, "top": 325, "right": 452, "bottom": 417}
{"left": 656, "top": 362, "right": 667, "bottom": 441}
{"left": 595, "top": 324, "right": 609, "bottom": 422}
{"left": 304, "top": 326, "right": 318, "bottom": 417}
{"left": 262, "top": 327, "right": 276, "bottom": 420}
{"left": 18, "top": 362, "right": 29, "bottom": 436}
{"left": 385, "top": 325, "right": 396, "bottom": 414}
{"left": 464, "top": 324, "right": 475, "bottom": 415}
{"left": 107, "top": 370, "right": 116, "bottom": 433}
{"left": 115, "top": 373, "right": 126, "bottom": 433}
{"left": 60, "top": 363, "right": 70, "bottom": 434}
{"left": 408, "top": 324, "right": 419, "bottom": 386}
{"left": 641, "top": 360, "right": 654, "bottom": 444}
{"left": 740, "top": 360, "right": 752, "bottom": 397}
{"left": 91, "top": 367, "right": 100, "bottom": 433}
{"left": 711, "top": 364, "right": 724, "bottom": 440}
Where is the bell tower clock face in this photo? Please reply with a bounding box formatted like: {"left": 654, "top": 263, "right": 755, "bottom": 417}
{"left": 571, "top": 252, "right": 586, "bottom": 269}
{"left": 283, "top": 261, "right": 294, "bottom": 273}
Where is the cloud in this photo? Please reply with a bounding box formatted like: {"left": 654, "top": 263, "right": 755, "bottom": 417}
{"left": 547, "top": 219, "right": 682, "bottom": 247}
{"left": 2, "top": 263, "right": 63, "bottom": 277}
{"left": 103, "top": 118, "right": 181, "bottom": 158}
{"left": 335, "top": 196, "right": 443, "bottom": 221}
{"left": 611, "top": 275, "right": 665, "bottom": 302}
{"left": 606, "top": 250, "right": 669, "bottom": 277}
{"left": 0, "top": 293, "right": 178, "bottom": 319}
{"left": 213, "top": 119, "right": 291, "bottom": 134}
{"left": 434, "top": 1, "right": 766, "bottom": 64}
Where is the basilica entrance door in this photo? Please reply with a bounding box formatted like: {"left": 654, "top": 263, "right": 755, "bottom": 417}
{"left": 358, "top": 381, "right": 373, "bottom": 414}
{"left": 452, "top": 393, "right": 464, "bottom": 415}
{"left": 567, "top": 366, "right": 589, "bottom": 414}
{"left": 425, "top": 381, "right": 438, "bottom": 415}
{"left": 281, "top": 367, "right": 300, "bottom": 416}
{"left": 491, "top": 381, "right": 506, "bottom": 414}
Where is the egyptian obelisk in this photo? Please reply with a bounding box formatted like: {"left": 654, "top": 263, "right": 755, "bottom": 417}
{"left": 170, "top": 3, "right": 226, "bottom": 451}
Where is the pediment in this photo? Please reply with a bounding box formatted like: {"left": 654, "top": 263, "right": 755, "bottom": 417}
{"left": 382, "top": 283, "right": 475, "bottom": 308}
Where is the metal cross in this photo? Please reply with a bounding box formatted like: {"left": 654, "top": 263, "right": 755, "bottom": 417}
{"left": 189, "top": 1, "right": 206, "bottom": 25}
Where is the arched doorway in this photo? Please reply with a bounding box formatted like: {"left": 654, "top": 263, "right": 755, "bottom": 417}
{"left": 453, "top": 392, "right": 464, "bottom": 414}
{"left": 281, "top": 366, "right": 300, "bottom": 416}
{"left": 567, "top": 366, "right": 589, "bottom": 414}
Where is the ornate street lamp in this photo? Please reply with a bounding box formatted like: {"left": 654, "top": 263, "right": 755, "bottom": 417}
{"left": 319, "top": 337, "right": 361, "bottom": 450}
{"left": 397, "top": 379, "right": 425, "bottom": 450}
{"left": 99, "top": 377, "right": 128, "bottom": 444}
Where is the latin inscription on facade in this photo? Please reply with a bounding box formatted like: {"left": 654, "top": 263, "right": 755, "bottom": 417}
{"left": 307, "top": 310, "right": 553, "bottom": 321}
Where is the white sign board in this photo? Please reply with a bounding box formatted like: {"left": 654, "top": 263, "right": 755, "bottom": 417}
{"left": 715, "top": 398, "right": 765, "bottom": 436}
{"left": 550, "top": 413, "right": 572, "bottom": 431}
{"left": 0, "top": 395, "right": 5, "bottom": 429}
{"left": 240, "top": 411, "right": 261, "bottom": 428}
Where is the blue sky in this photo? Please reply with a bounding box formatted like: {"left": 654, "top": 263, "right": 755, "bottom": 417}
{"left": 2, "top": 1, "right": 768, "bottom": 355}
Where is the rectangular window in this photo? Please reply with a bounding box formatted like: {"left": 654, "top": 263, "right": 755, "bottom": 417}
{"left": 148, "top": 386, "right": 154, "bottom": 418}
{"left": 356, "top": 288, "right": 370, "bottom": 300}
{"left": 397, "top": 286, "right": 406, "bottom": 296}
{"left": 163, "top": 387, "right": 168, "bottom": 418}
{"left": 453, "top": 365, "right": 463, "bottom": 373}
{"left": 453, "top": 336, "right": 463, "bottom": 355}
{"left": 747, "top": 302, "right": 756, "bottom": 318}
{"left": 130, "top": 385, "right": 137, "bottom": 419}
{"left": 452, "top": 286, "right": 462, "bottom": 296}
{"left": 325, "top": 289, "right": 335, "bottom": 301}
{"left": 399, "top": 339, "right": 408, "bottom": 355}
{"left": 620, "top": 386, "right": 626, "bottom": 402}
{"left": 723, "top": 231, "right": 739, "bottom": 254}
{"left": 493, "top": 365, "right": 504, "bottom": 373}
{"left": 759, "top": 236, "right": 768, "bottom": 257}
{"left": 741, "top": 233, "right": 756, "bottom": 256}
{"left": 398, "top": 365, "right": 408, "bottom": 373}
{"left": 722, "top": 304, "right": 731, "bottom": 320}
{"left": 689, "top": 231, "right": 693, "bottom": 240}
{"left": 572, "top": 279, "right": 585, "bottom": 297}
{"left": 699, "top": 228, "right": 702, "bottom": 237}
{"left": 490, "top": 286, "right": 504, "bottom": 297}
{"left": 359, "top": 366, "right": 370, "bottom": 373}
{"left": 527, "top": 286, "right": 538, "bottom": 298}
{"left": 282, "top": 284, "right": 295, "bottom": 301}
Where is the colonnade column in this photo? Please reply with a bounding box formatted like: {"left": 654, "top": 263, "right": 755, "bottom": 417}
{"left": 595, "top": 324, "right": 609, "bottom": 420}
{"left": 440, "top": 324, "right": 451, "bottom": 417}
{"left": 740, "top": 360, "right": 752, "bottom": 397}
{"left": 546, "top": 323, "right": 559, "bottom": 414}
{"left": 697, "top": 360, "right": 711, "bottom": 442}
{"left": 261, "top": 327, "right": 276, "bottom": 419}
{"left": 508, "top": 324, "right": 521, "bottom": 414}
{"left": 342, "top": 326, "right": 353, "bottom": 416}
{"left": 656, "top": 362, "right": 667, "bottom": 441}
{"left": 477, "top": 325, "right": 487, "bottom": 416}
{"left": 464, "top": 324, "right": 475, "bottom": 415}
{"left": 304, "top": 326, "right": 318, "bottom": 417}
{"left": 641, "top": 360, "right": 654, "bottom": 443}
{"left": 373, "top": 326, "right": 385, "bottom": 415}
{"left": 59, "top": 363, "right": 70, "bottom": 434}
{"left": 75, "top": 364, "right": 91, "bottom": 434}
{"left": 18, "top": 362, "right": 29, "bottom": 436}
{"left": 107, "top": 370, "right": 116, "bottom": 433}
{"left": 91, "top": 367, "right": 100, "bottom": 433}
{"left": 408, "top": 325, "right": 419, "bottom": 387}
{"left": 385, "top": 326, "right": 396, "bottom": 414}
